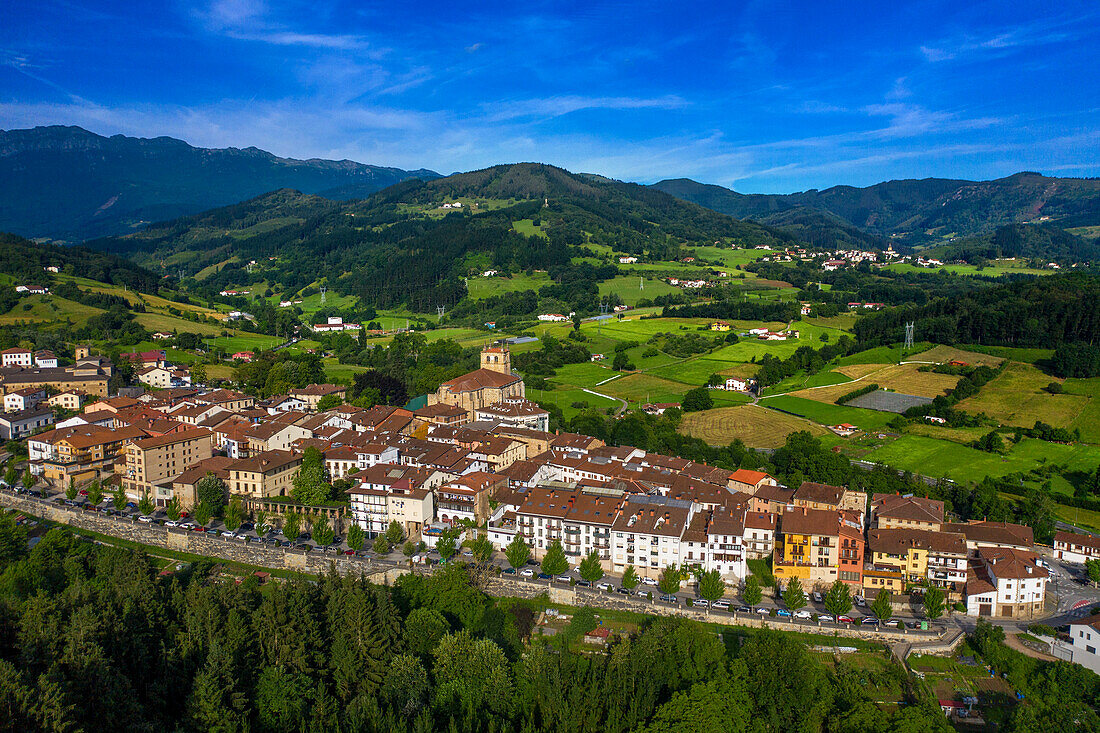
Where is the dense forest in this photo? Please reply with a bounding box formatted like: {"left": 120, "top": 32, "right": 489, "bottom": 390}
{"left": 853, "top": 273, "right": 1100, "bottom": 351}
{"left": 1, "top": 516, "right": 1095, "bottom": 732}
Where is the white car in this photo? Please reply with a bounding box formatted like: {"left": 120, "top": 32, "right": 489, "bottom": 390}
{"left": 794, "top": 610, "right": 812, "bottom": 619}
{"left": 812, "top": 592, "right": 823, "bottom": 603}
{"left": 693, "top": 599, "right": 709, "bottom": 608}
{"left": 854, "top": 595, "right": 866, "bottom": 607}
{"left": 137, "top": 515, "right": 154, "bottom": 523}
{"left": 756, "top": 607, "right": 770, "bottom": 615}
{"left": 711, "top": 600, "right": 730, "bottom": 610}
{"left": 164, "top": 520, "right": 179, "bottom": 527}
{"left": 640, "top": 577, "right": 658, "bottom": 586}
{"left": 180, "top": 521, "right": 196, "bottom": 530}
{"left": 221, "top": 530, "right": 236, "bottom": 537}
{"left": 596, "top": 582, "right": 613, "bottom": 591}
{"left": 520, "top": 568, "right": 535, "bottom": 577}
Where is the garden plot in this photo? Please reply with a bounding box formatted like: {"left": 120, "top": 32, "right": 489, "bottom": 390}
{"left": 846, "top": 390, "right": 932, "bottom": 414}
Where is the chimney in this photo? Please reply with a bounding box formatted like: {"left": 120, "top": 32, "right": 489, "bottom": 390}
{"left": 650, "top": 509, "right": 655, "bottom": 517}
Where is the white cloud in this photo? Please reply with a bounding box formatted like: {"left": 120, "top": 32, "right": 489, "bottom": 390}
{"left": 481, "top": 95, "right": 687, "bottom": 122}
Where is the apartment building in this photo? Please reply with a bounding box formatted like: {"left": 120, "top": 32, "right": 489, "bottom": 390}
{"left": 1054, "top": 531, "right": 1100, "bottom": 564}
{"left": 436, "top": 471, "right": 505, "bottom": 526}
{"left": 35, "top": 424, "right": 146, "bottom": 483}
{"left": 226, "top": 450, "right": 303, "bottom": 500}
{"left": 681, "top": 507, "right": 751, "bottom": 580}
{"left": 0, "top": 407, "right": 54, "bottom": 440}
{"left": 611, "top": 495, "right": 695, "bottom": 579}
{"left": 4, "top": 387, "right": 47, "bottom": 413}
{"left": 944, "top": 520, "right": 1034, "bottom": 552}
{"left": 473, "top": 398, "right": 551, "bottom": 432}
{"left": 47, "top": 390, "right": 88, "bottom": 411}
{"left": 122, "top": 428, "right": 214, "bottom": 504}
{"left": 792, "top": 481, "right": 866, "bottom": 522}
{"left": 773, "top": 506, "right": 847, "bottom": 590}
{"left": 347, "top": 465, "right": 444, "bottom": 537}
{"left": 870, "top": 493, "right": 945, "bottom": 531}
{"left": 865, "top": 528, "right": 967, "bottom": 597}
{"left": 245, "top": 422, "right": 311, "bottom": 453}
{"left": 171, "top": 456, "right": 234, "bottom": 510}
{"left": 966, "top": 547, "right": 1047, "bottom": 618}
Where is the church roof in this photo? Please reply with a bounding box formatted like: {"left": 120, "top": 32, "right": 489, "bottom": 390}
{"left": 439, "top": 368, "right": 521, "bottom": 393}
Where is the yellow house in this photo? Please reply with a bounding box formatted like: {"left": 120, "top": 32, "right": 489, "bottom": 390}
{"left": 709, "top": 321, "right": 731, "bottom": 332}
{"left": 773, "top": 507, "right": 842, "bottom": 588}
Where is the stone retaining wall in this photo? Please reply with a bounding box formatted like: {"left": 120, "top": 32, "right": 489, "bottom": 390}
{"left": 2, "top": 492, "right": 950, "bottom": 646}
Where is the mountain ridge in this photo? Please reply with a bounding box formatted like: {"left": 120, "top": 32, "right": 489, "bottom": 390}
{"left": 651, "top": 172, "right": 1100, "bottom": 245}
{"left": 0, "top": 125, "right": 439, "bottom": 241}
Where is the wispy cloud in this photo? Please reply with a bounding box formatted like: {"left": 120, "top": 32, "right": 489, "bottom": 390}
{"left": 196, "top": 0, "right": 374, "bottom": 51}
{"left": 482, "top": 95, "right": 688, "bottom": 122}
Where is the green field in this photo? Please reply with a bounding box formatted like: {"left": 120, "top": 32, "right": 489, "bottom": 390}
{"left": 0, "top": 294, "right": 104, "bottom": 327}
{"left": 511, "top": 218, "right": 549, "bottom": 239}
{"left": 597, "top": 276, "right": 680, "bottom": 305}
{"left": 881, "top": 260, "right": 1050, "bottom": 277}
{"left": 864, "top": 435, "right": 1100, "bottom": 488}
{"left": 465, "top": 272, "right": 552, "bottom": 300}
{"left": 761, "top": 395, "right": 896, "bottom": 431}
{"left": 529, "top": 385, "right": 621, "bottom": 420}
{"left": 686, "top": 245, "right": 775, "bottom": 269}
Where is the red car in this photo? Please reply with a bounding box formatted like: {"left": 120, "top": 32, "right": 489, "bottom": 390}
{"left": 79, "top": 489, "right": 88, "bottom": 496}
{"left": 191, "top": 525, "right": 207, "bottom": 532}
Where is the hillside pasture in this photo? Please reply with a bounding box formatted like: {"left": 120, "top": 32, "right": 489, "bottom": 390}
{"left": 955, "top": 362, "right": 1094, "bottom": 436}
{"left": 911, "top": 344, "right": 1004, "bottom": 367}
{"left": 597, "top": 276, "right": 680, "bottom": 305}
{"left": 788, "top": 363, "right": 959, "bottom": 402}
{"left": 0, "top": 294, "right": 104, "bottom": 327}
{"left": 761, "top": 395, "right": 896, "bottom": 431}
{"left": 681, "top": 404, "right": 827, "bottom": 448}
{"left": 599, "top": 373, "right": 690, "bottom": 405}
{"left": 865, "top": 435, "right": 1100, "bottom": 489}
{"left": 465, "top": 272, "right": 552, "bottom": 300}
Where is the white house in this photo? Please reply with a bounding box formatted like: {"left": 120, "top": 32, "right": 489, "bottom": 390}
{"left": 1054, "top": 531, "right": 1100, "bottom": 563}
{"left": 723, "top": 377, "right": 748, "bottom": 392}
{"left": 618, "top": 256, "right": 638, "bottom": 264}
{"left": 33, "top": 350, "right": 58, "bottom": 368}
{"left": 1, "top": 348, "right": 32, "bottom": 367}
{"left": 965, "top": 547, "right": 1047, "bottom": 619}
{"left": 537, "top": 313, "right": 569, "bottom": 322}
{"left": 1049, "top": 612, "right": 1100, "bottom": 675}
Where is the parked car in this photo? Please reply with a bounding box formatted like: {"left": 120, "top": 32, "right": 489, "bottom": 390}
{"left": 537, "top": 572, "right": 552, "bottom": 580}
{"left": 555, "top": 575, "right": 571, "bottom": 583}
{"left": 502, "top": 567, "right": 516, "bottom": 574}
{"left": 164, "top": 520, "right": 179, "bottom": 527}
{"left": 862, "top": 617, "right": 879, "bottom": 626}
{"left": 812, "top": 592, "right": 823, "bottom": 603}
{"left": 126, "top": 502, "right": 137, "bottom": 509}
{"left": 596, "top": 582, "right": 613, "bottom": 591}
{"left": 712, "top": 600, "right": 730, "bottom": 610}
{"left": 776, "top": 609, "right": 791, "bottom": 617}
{"left": 736, "top": 605, "right": 751, "bottom": 613}
{"left": 221, "top": 530, "right": 235, "bottom": 537}
{"left": 640, "top": 577, "right": 658, "bottom": 586}
{"left": 191, "top": 525, "right": 207, "bottom": 532}
{"left": 575, "top": 580, "right": 591, "bottom": 587}
{"left": 616, "top": 586, "right": 632, "bottom": 595}
{"left": 794, "top": 610, "right": 812, "bottom": 619}
{"left": 854, "top": 595, "right": 866, "bottom": 607}
{"left": 818, "top": 614, "right": 835, "bottom": 623}
{"left": 659, "top": 594, "right": 678, "bottom": 603}
{"left": 693, "top": 599, "right": 709, "bottom": 608}
{"left": 137, "top": 515, "right": 153, "bottom": 523}
{"left": 838, "top": 615, "right": 854, "bottom": 623}
{"left": 520, "top": 568, "right": 535, "bottom": 577}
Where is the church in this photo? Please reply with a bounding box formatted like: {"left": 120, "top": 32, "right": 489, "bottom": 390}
{"left": 429, "top": 346, "right": 525, "bottom": 420}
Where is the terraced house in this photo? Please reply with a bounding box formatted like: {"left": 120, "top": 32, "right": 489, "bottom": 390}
{"left": 774, "top": 506, "right": 864, "bottom": 591}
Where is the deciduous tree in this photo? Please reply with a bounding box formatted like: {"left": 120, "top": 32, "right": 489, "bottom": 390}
{"left": 825, "top": 579, "right": 852, "bottom": 617}
{"left": 743, "top": 575, "right": 762, "bottom": 607}
{"left": 923, "top": 586, "right": 945, "bottom": 620}
{"left": 579, "top": 551, "right": 604, "bottom": 584}
{"left": 783, "top": 577, "right": 806, "bottom": 612}
{"left": 540, "top": 540, "right": 569, "bottom": 577}
{"left": 871, "top": 589, "right": 893, "bottom": 621}
{"left": 504, "top": 534, "right": 530, "bottom": 570}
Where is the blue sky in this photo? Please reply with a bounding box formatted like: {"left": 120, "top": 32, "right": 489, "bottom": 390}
{"left": 1, "top": 0, "right": 1098, "bottom": 192}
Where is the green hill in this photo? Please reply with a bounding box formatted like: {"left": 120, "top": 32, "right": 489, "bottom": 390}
{"left": 653, "top": 172, "right": 1100, "bottom": 247}
{"left": 91, "top": 163, "right": 798, "bottom": 310}
{"left": 0, "top": 125, "right": 438, "bottom": 242}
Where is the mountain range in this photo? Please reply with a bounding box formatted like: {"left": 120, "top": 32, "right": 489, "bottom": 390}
{"left": 651, "top": 173, "right": 1100, "bottom": 245}
{"left": 0, "top": 125, "right": 438, "bottom": 241}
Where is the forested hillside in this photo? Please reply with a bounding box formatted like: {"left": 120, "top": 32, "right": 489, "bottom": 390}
{"left": 0, "top": 232, "right": 160, "bottom": 292}
{"left": 90, "top": 163, "right": 795, "bottom": 310}
{"left": 0, "top": 126, "right": 438, "bottom": 241}
{"left": 854, "top": 273, "right": 1100, "bottom": 349}
{"left": 653, "top": 172, "right": 1100, "bottom": 246}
